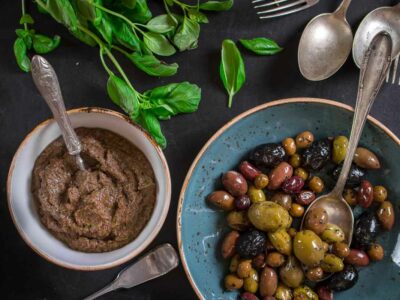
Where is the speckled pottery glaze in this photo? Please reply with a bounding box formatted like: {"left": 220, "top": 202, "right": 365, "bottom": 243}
{"left": 177, "top": 98, "right": 400, "bottom": 300}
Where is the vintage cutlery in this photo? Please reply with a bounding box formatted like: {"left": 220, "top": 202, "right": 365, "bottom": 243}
{"left": 298, "top": 0, "right": 352, "bottom": 81}
{"left": 84, "top": 244, "right": 179, "bottom": 300}
{"left": 353, "top": 3, "right": 400, "bottom": 85}
{"left": 252, "top": 0, "right": 319, "bottom": 19}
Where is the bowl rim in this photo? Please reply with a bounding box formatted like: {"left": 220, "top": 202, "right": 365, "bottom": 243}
{"left": 7, "top": 107, "right": 171, "bottom": 271}
{"left": 176, "top": 97, "right": 400, "bottom": 299}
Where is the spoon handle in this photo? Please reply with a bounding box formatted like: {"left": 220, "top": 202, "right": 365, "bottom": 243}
{"left": 335, "top": 0, "right": 352, "bottom": 18}
{"left": 332, "top": 32, "right": 392, "bottom": 198}
{"left": 31, "top": 55, "right": 82, "bottom": 156}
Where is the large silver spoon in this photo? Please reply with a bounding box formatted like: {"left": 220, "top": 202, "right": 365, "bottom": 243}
{"left": 298, "top": 0, "right": 353, "bottom": 81}
{"left": 31, "top": 55, "right": 86, "bottom": 170}
{"left": 301, "top": 32, "right": 392, "bottom": 249}
{"left": 353, "top": 3, "right": 400, "bottom": 68}
{"left": 84, "top": 244, "right": 179, "bottom": 300}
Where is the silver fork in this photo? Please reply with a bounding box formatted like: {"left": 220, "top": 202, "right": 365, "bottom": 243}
{"left": 386, "top": 55, "right": 400, "bottom": 84}
{"left": 252, "top": 0, "right": 320, "bottom": 19}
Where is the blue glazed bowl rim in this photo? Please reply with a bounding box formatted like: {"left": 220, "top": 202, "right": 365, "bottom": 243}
{"left": 176, "top": 97, "right": 400, "bottom": 299}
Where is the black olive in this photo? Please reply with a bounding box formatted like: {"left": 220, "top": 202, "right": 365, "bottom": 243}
{"left": 326, "top": 264, "right": 358, "bottom": 291}
{"left": 302, "top": 139, "right": 331, "bottom": 170}
{"left": 352, "top": 211, "right": 380, "bottom": 249}
{"left": 235, "top": 230, "right": 266, "bottom": 258}
{"left": 249, "top": 143, "right": 286, "bottom": 168}
{"left": 332, "top": 164, "right": 365, "bottom": 187}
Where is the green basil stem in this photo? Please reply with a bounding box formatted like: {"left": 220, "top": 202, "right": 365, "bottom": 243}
{"left": 99, "top": 48, "right": 113, "bottom": 76}
{"left": 91, "top": 2, "right": 146, "bottom": 37}
{"left": 21, "top": 0, "right": 28, "bottom": 31}
{"left": 228, "top": 92, "right": 234, "bottom": 108}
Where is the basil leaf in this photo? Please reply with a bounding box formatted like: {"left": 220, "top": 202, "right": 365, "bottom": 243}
{"left": 145, "top": 82, "right": 201, "bottom": 115}
{"left": 144, "top": 32, "right": 176, "bottom": 56}
{"left": 137, "top": 110, "right": 166, "bottom": 148}
{"left": 129, "top": 52, "right": 178, "bottom": 77}
{"left": 111, "top": 17, "right": 141, "bottom": 52}
{"left": 107, "top": 74, "right": 140, "bottom": 119}
{"left": 14, "top": 38, "right": 30, "bottom": 72}
{"left": 188, "top": 10, "right": 209, "bottom": 24}
{"left": 76, "top": 0, "right": 102, "bottom": 25}
{"left": 199, "top": 0, "right": 234, "bottom": 11}
{"left": 32, "top": 34, "right": 61, "bottom": 54}
{"left": 16, "top": 29, "right": 33, "bottom": 49}
{"left": 116, "top": 0, "right": 152, "bottom": 24}
{"left": 219, "top": 39, "right": 245, "bottom": 108}
{"left": 95, "top": 15, "right": 113, "bottom": 44}
{"left": 122, "top": 0, "right": 136, "bottom": 9}
{"left": 146, "top": 14, "right": 176, "bottom": 34}
{"left": 46, "top": 0, "right": 78, "bottom": 30}
{"left": 20, "top": 14, "right": 34, "bottom": 25}
{"left": 70, "top": 27, "right": 97, "bottom": 46}
{"left": 239, "top": 37, "right": 283, "bottom": 55}
{"left": 173, "top": 17, "right": 200, "bottom": 51}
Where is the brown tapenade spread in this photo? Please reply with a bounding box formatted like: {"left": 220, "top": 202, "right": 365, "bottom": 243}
{"left": 31, "top": 128, "right": 156, "bottom": 252}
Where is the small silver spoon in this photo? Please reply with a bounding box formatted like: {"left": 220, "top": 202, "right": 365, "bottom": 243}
{"left": 83, "top": 244, "right": 179, "bottom": 300}
{"left": 298, "top": 0, "right": 353, "bottom": 81}
{"left": 353, "top": 3, "right": 400, "bottom": 67}
{"left": 31, "top": 55, "right": 86, "bottom": 171}
{"left": 301, "top": 33, "right": 392, "bottom": 250}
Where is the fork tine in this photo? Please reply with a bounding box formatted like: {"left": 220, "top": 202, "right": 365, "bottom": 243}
{"left": 391, "top": 55, "right": 399, "bottom": 84}
{"left": 259, "top": 4, "right": 310, "bottom": 19}
{"left": 257, "top": 0, "right": 306, "bottom": 15}
{"left": 254, "top": 0, "right": 289, "bottom": 9}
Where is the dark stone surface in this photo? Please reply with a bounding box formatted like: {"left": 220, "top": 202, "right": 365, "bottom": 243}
{"left": 0, "top": 0, "right": 398, "bottom": 299}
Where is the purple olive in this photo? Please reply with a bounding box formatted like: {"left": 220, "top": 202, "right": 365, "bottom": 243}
{"left": 235, "top": 195, "right": 251, "bottom": 210}
{"left": 282, "top": 176, "right": 304, "bottom": 194}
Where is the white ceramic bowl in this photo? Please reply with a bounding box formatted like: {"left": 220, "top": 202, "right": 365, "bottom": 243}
{"left": 7, "top": 108, "right": 171, "bottom": 270}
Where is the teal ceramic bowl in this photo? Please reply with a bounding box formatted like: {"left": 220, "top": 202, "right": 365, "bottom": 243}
{"left": 177, "top": 98, "right": 400, "bottom": 300}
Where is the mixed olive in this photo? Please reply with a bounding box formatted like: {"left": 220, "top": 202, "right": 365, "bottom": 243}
{"left": 207, "top": 131, "right": 396, "bottom": 300}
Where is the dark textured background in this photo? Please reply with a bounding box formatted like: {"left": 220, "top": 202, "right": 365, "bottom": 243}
{"left": 0, "top": 0, "right": 398, "bottom": 299}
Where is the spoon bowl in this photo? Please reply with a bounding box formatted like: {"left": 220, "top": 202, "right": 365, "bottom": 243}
{"left": 299, "top": 13, "right": 353, "bottom": 81}
{"left": 298, "top": 0, "right": 353, "bottom": 81}
{"left": 353, "top": 4, "right": 400, "bottom": 67}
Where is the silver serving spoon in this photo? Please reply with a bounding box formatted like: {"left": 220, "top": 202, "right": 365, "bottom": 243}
{"left": 298, "top": 0, "right": 353, "bottom": 81}
{"left": 83, "top": 244, "right": 179, "bottom": 300}
{"left": 353, "top": 3, "right": 400, "bottom": 67}
{"left": 301, "top": 33, "right": 392, "bottom": 250}
{"left": 31, "top": 55, "right": 86, "bottom": 171}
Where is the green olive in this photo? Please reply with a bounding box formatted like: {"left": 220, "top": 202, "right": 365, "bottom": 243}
{"left": 294, "top": 167, "right": 309, "bottom": 181}
{"left": 321, "top": 223, "right": 345, "bottom": 243}
{"left": 279, "top": 256, "right": 304, "bottom": 288}
{"left": 305, "top": 267, "right": 324, "bottom": 282}
{"left": 254, "top": 174, "right": 269, "bottom": 189}
{"left": 248, "top": 201, "right": 292, "bottom": 232}
{"left": 290, "top": 203, "right": 304, "bottom": 218}
{"left": 343, "top": 188, "right": 357, "bottom": 206}
{"left": 237, "top": 259, "right": 252, "bottom": 278}
{"left": 243, "top": 268, "right": 259, "bottom": 293}
{"left": 266, "top": 252, "right": 286, "bottom": 268}
{"left": 224, "top": 274, "right": 243, "bottom": 290}
{"left": 332, "top": 242, "right": 350, "bottom": 258}
{"left": 275, "top": 283, "right": 293, "bottom": 300}
{"left": 268, "top": 229, "right": 292, "bottom": 256}
{"left": 289, "top": 154, "right": 301, "bottom": 168}
{"left": 229, "top": 254, "right": 240, "bottom": 273}
{"left": 293, "top": 230, "right": 325, "bottom": 267}
{"left": 293, "top": 285, "right": 318, "bottom": 300}
{"left": 283, "top": 137, "right": 297, "bottom": 156}
{"left": 332, "top": 136, "right": 348, "bottom": 164}
{"left": 373, "top": 185, "right": 387, "bottom": 203}
{"left": 321, "top": 254, "right": 344, "bottom": 273}
{"left": 226, "top": 211, "right": 251, "bottom": 231}
{"left": 271, "top": 192, "right": 293, "bottom": 210}
{"left": 295, "top": 131, "right": 314, "bottom": 149}
{"left": 308, "top": 176, "right": 324, "bottom": 194}
{"left": 247, "top": 185, "right": 266, "bottom": 203}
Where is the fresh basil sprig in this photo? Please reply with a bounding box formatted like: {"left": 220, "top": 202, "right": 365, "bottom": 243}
{"left": 13, "top": 0, "right": 61, "bottom": 72}
{"left": 240, "top": 37, "right": 283, "bottom": 55}
{"left": 219, "top": 39, "right": 245, "bottom": 108}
